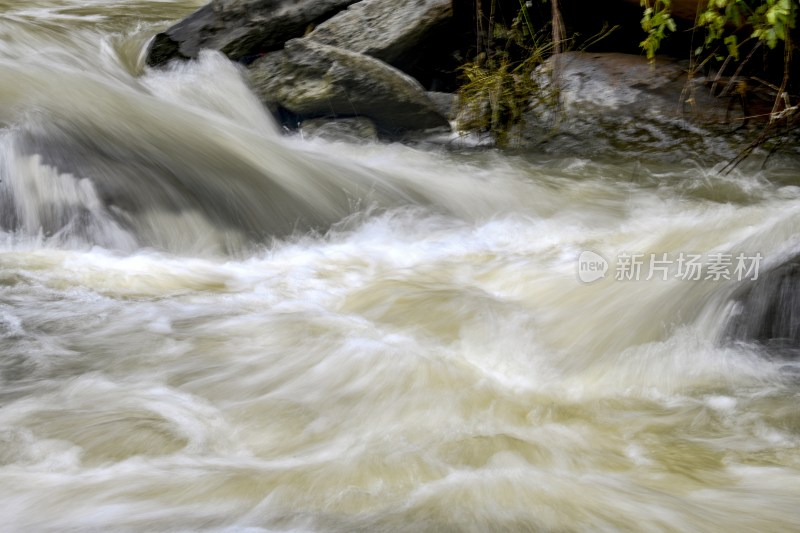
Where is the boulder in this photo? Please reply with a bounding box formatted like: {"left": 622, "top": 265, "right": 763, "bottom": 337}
{"left": 547, "top": 52, "right": 730, "bottom": 124}
{"left": 726, "top": 254, "right": 800, "bottom": 358}
{"left": 305, "top": 0, "right": 453, "bottom": 69}
{"left": 518, "top": 52, "right": 748, "bottom": 158}
{"left": 146, "top": 0, "right": 359, "bottom": 67}
{"left": 300, "top": 117, "right": 379, "bottom": 143}
{"left": 247, "top": 39, "right": 450, "bottom": 135}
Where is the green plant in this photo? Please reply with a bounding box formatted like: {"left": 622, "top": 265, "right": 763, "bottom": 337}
{"left": 698, "top": 0, "right": 796, "bottom": 55}
{"left": 640, "top": 0, "right": 797, "bottom": 59}
{"left": 639, "top": 0, "right": 798, "bottom": 169}
{"left": 697, "top": 0, "right": 798, "bottom": 170}
{"left": 456, "top": 1, "right": 558, "bottom": 146}
{"left": 640, "top": 0, "right": 677, "bottom": 60}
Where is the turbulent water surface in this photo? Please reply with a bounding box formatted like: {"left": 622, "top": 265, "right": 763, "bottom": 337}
{"left": 1, "top": 1, "right": 800, "bottom": 531}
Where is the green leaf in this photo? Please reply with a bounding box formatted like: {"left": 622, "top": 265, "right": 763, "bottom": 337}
{"left": 724, "top": 34, "right": 739, "bottom": 60}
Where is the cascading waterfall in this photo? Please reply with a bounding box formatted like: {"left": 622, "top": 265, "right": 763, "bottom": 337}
{"left": 0, "top": 1, "right": 799, "bottom": 532}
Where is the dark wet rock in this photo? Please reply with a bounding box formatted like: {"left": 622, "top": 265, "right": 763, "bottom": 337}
{"left": 146, "top": 0, "right": 359, "bottom": 67}
{"left": 726, "top": 253, "right": 800, "bottom": 358}
{"left": 300, "top": 117, "right": 379, "bottom": 143}
{"left": 305, "top": 0, "right": 453, "bottom": 73}
{"left": 247, "top": 39, "right": 450, "bottom": 135}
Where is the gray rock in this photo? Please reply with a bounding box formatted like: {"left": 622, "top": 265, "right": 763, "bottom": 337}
{"left": 247, "top": 39, "right": 450, "bottom": 135}
{"left": 305, "top": 0, "right": 452, "bottom": 66}
{"left": 300, "top": 117, "right": 379, "bottom": 143}
{"left": 519, "top": 52, "right": 743, "bottom": 158}
{"left": 426, "top": 91, "right": 457, "bottom": 120}
{"left": 147, "top": 0, "right": 359, "bottom": 67}
{"left": 546, "top": 53, "right": 727, "bottom": 122}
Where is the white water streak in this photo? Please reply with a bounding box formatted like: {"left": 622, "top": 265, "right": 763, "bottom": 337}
{"left": 0, "top": 2, "right": 799, "bottom": 532}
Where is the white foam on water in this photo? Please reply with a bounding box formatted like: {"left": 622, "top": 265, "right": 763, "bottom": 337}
{"left": 0, "top": 1, "right": 799, "bottom": 531}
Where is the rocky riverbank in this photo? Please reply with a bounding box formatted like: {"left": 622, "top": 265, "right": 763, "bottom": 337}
{"left": 146, "top": 0, "right": 798, "bottom": 155}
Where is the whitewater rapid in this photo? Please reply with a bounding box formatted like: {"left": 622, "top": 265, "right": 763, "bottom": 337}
{"left": 0, "top": 0, "right": 799, "bottom": 531}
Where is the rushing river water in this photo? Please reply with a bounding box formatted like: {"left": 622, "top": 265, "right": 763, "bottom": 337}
{"left": 1, "top": 1, "right": 800, "bottom": 531}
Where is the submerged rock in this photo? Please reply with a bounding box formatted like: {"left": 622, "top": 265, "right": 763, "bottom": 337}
{"left": 726, "top": 254, "right": 800, "bottom": 358}
{"left": 247, "top": 39, "right": 449, "bottom": 135}
{"left": 305, "top": 0, "right": 453, "bottom": 72}
{"left": 146, "top": 0, "right": 359, "bottom": 67}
